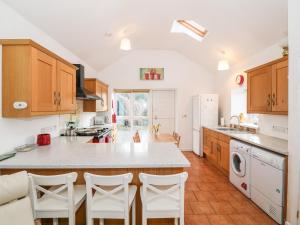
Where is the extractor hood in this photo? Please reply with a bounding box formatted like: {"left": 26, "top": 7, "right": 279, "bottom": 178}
{"left": 74, "top": 64, "right": 102, "bottom": 100}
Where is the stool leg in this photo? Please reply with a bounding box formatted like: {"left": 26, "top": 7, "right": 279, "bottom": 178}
{"left": 132, "top": 199, "right": 136, "bottom": 225}
{"left": 53, "top": 218, "right": 59, "bottom": 225}
{"left": 100, "top": 218, "right": 104, "bottom": 225}
{"left": 142, "top": 207, "right": 147, "bottom": 225}
{"left": 180, "top": 215, "right": 184, "bottom": 225}
{"left": 69, "top": 213, "right": 75, "bottom": 225}
{"left": 174, "top": 218, "right": 178, "bottom": 225}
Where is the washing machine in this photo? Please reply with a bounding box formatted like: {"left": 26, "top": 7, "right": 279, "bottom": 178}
{"left": 229, "top": 139, "right": 252, "bottom": 198}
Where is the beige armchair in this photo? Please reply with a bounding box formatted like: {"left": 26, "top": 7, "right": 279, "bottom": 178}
{"left": 0, "top": 171, "right": 35, "bottom": 225}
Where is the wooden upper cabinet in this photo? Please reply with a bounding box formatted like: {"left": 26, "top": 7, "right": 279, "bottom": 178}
{"left": 31, "top": 48, "right": 57, "bottom": 112}
{"left": 1, "top": 39, "right": 77, "bottom": 117}
{"left": 247, "top": 66, "right": 272, "bottom": 113}
{"left": 246, "top": 56, "right": 288, "bottom": 115}
{"left": 272, "top": 60, "right": 288, "bottom": 112}
{"left": 101, "top": 84, "right": 108, "bottom": 112}
{"left": 57, "top": 61, "right": 76, "bottom": 112}
{"left": 83, "top": 78, "right": 109, "bottom": 112}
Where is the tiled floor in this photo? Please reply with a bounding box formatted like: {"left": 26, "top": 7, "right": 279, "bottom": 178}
{"left": 183, "top": 152, "right": 278, "bottom": 225}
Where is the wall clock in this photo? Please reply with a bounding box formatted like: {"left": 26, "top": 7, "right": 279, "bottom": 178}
{"left": 235, "top": 74, "right": 244, "bottom": 85}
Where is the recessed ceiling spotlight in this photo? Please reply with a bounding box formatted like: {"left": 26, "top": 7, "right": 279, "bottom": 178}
{"left": 120, "top": 38, "right": 132, "bottom": 51}
{"left": 217, "top": 51, "right": 230, "bottom": 71}
{"left": 171, "top": 20, "right": 208, "bottom": 42}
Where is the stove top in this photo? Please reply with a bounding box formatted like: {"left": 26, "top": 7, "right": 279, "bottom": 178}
{"left": 76, "top": 127, "right": 111, "bottom": 137}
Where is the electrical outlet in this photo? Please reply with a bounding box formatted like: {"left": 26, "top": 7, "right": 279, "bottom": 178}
{"left": 272, "top": 125, "right": 288, "bottom": 133}
{"left": 41, "top": 125, "right": 57, "bottom": 134}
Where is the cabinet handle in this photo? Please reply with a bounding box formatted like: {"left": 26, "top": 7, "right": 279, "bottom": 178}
{"left": 272, "top": 93, "right": 276, "bottom": 106}
{"left": 58, "top": 92, "right": 61, "bottom": 106}
{"left": 54, "top": 92, "right": 57, "bottom": 105}
{"left": 267, "top": 94, "right": 271, "bottom": 106}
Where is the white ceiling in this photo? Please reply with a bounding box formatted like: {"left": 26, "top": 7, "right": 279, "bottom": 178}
{"left": 3, "top": 0, "right": 288, "bottom": 73}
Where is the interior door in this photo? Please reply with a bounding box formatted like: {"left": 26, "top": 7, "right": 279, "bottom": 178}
{"left": 57, "top": 61, "right": 76, "bottom": 112}
{"left": 272, "top": 59, "right": 288, "bottom": 112}
{"left": 152, "top": 90, "right": 175, "bottom": 133}
{"left": 31, "top": 47, "right": 57, "bottom": 112}
{"left": 247, "top": 66, "right": 272, "bottom": 113}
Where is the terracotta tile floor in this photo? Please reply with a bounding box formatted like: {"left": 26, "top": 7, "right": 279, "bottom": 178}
{"left": 183, "top": 152, "right": 278, "bottom": 225}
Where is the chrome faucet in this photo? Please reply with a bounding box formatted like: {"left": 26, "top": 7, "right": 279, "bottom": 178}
{"left": 230, "top": 115, "right": 241, "bottom": 129}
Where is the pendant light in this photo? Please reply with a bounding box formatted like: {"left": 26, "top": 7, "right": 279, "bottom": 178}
{"left": 120, "top": 38, "right": 131, "bottom": 51}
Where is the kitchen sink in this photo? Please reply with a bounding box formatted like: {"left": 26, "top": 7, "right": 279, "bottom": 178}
{"left": 217, "top": 127, "right": 250, "bottom": 134}
{"left": 217, "top": 127, "right": 236, "bottom": 131}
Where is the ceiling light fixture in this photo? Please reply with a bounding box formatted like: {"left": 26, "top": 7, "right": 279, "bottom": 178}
{"left": 217, "top": 60, "right": 230, "bottom": 71}
{"left": 120, "top": 38, "right": 131, "bottom": 51}
{"left": 217, "top": 50, "right": 230, "bottom": 71}
{"left": 171, "top": 20, "right": 207, "bottom": 42}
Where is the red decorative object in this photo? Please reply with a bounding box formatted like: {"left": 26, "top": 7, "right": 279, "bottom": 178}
{"left": 37, "top": 133, "right": 51, "bottom": 146}
{"left": 235, "top": 74, "right": 244, "bottom": 85}
{"left": 112, "top": 112, "right": 116, "bottom": 123}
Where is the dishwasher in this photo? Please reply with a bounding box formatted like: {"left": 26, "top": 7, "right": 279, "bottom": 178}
{"left": 251, "top": 146, "right": 285, "bottom": 224}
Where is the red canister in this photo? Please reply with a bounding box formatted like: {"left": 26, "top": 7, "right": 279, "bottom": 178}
{"left": 37, "top": 133, "right": 51, "bottom": 146}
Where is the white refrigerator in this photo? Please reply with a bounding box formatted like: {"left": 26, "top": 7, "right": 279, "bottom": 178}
{"left": 192, "top": 94, "right": 218, "bottom": 156}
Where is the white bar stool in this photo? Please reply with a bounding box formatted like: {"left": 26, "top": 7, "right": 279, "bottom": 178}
{"left": 139, "top": 172, "right": 188, "bottom": 225}
{"left": 28, "top": 172, "right": 86, "bottom": 225}
{"left": 84, "top": 172, "right": 137, "bottom": 225}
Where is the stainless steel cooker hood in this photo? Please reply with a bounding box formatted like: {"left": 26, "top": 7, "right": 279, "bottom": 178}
{"left": 74, "top": 64, "right": 102, "bottom": 100}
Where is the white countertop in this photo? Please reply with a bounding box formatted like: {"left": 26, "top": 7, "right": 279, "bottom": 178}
{"left": 0, "top": 137, "right": 191, "bottom": 169}
{"left": 206, "top": 127, "right": 288, "bottom": 156}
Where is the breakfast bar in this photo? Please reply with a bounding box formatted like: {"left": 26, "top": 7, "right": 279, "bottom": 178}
{"left": 0, "top": 136, "right": 190, "bottom": 225}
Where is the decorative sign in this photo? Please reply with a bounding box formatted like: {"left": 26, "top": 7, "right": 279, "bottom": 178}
{"left": 235, "top": 74, "right": 245, "bottom": 85}
{"left": 140, "top": 68, "right": 164, "bottom": 80}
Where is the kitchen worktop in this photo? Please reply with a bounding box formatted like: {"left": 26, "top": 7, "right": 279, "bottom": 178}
{"left": 0, "top": 136, "right": 190, "bottom": 169}
{"left": 205, "top": 127, "right": 288, "bottom": 156}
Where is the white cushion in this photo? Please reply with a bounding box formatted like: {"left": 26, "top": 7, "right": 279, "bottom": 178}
{"left": 0, "top": 171, "right": 29, "bottom": 205}
{"left": 0, "top": 196, "right": 34, "bottom": 225}
{"left": 140, "top": 185, "right": 180, "bottom": 212}
{"left": 35, "top": 185, "right": 86, "bottom": 212}
{"left": 91, "top": 185, "right": 137, "bottom": 212}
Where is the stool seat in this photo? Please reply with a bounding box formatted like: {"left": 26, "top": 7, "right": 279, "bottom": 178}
{"left": 36, "top": 185, "right": 86, "bottom": 213}
{"left": 91, "top": 185, "right": 137, "bottom": 212}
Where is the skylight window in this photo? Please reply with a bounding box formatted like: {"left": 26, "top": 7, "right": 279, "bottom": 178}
{"left": 171, "top": 20, "right": 208, "bottom": 42}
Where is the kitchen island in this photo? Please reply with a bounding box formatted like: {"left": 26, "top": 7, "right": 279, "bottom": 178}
{"left": 0, "top": 136, "right": 190, "bottom": 225}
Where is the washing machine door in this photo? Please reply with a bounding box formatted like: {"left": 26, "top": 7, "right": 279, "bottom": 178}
{"left": 231, "top": 152, "right": 246, "bottom": 177}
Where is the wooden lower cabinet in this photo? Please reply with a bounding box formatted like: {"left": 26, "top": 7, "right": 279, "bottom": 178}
{"left": 203, "top": 128, "right": 230, "bottom": 175}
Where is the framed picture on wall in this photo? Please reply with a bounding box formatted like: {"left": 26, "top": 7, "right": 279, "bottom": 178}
{"left": 140, "top": 68, "right": 164, "bottom": 80}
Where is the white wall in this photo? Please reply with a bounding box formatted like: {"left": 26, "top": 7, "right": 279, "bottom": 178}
{"left": 216, "top": 38, "right": 289, "bottom": 140}
{"left": 287, "top": 0, "right": 300, "bottom": 224}
{"left": 97, "top": 50, "right": 216, "bottom": 149}
{"left": 0, "top": 1, "right": 97, "bottom": 154}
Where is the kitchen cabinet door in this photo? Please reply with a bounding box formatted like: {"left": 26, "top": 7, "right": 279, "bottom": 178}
{"left": 272, "top": 59, "right": 288, "bottom": 113}
{"left": 203, "top": 132, "right": 210, "bottom": 156}
{"left": 219, "top": 141, "right": 230, "bottom": 173}
{"left": 247, "top": 66, "right": 272, "bottom": 113}
{"left": 57, "top": 61, "right": 76, "bottom": 112}
{"left": 96, "top": 81, "right": 103, "bottom": 112}
{"left": 101, "top": 84, "right": 108, "bottom": 111}
{"left": 31, "top": 48, "right": 57, "bottom": 112}
{"left": 210, "top": 137, "right": 218, "bottom": 165}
